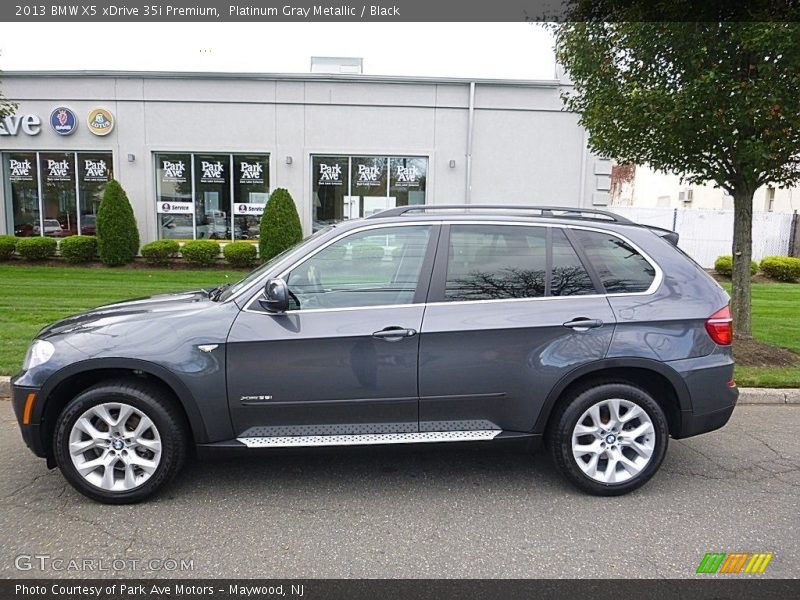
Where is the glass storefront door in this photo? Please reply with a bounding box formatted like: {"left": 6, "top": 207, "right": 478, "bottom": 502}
{"left": 3, "top": 151, "right": 113, "bottom": 237}
{"left": 155, "top": 152, "right": 270, "bottom": 241}
{"left": 312, "top": 155, "right": 428, "bottom": 231}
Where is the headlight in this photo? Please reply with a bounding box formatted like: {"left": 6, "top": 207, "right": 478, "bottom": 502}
{"left": 22, "top": 340, "right": 55, "bottom": 371}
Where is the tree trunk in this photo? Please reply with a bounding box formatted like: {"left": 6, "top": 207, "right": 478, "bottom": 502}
{"left": 731, "top": 184, "right": 754, "bottom": 339}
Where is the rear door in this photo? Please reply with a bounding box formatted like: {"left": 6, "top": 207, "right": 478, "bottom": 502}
{"left": 418, "top": 223, "right": 616, "bottom": 433}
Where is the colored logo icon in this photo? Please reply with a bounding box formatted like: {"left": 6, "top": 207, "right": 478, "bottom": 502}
{"left": 87, "top": 108, "right": 115, "bottom": 136}
{"left": 696, "top": 552, "right": 773, "bottom": 574}
{"left": 50, "top": 107, "right": 78, "bottom": 136}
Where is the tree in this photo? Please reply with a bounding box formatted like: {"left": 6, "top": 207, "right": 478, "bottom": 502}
{"left": 552, "top": 21, "right": 800, "bottom": 338}
{"left": 96, "top": 179, "right": 140, "bottom": 266}
{"left": 0, "top": 72, "right": 18, "bottom": 122}
{"left": 259, "top": 188, "right": 303, "bottom": 262}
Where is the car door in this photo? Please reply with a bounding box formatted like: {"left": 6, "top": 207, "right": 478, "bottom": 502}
{"left": 418, "top": 223, "right": 616, "bottom": 433}
{"left": 227, "top": 223, "right": 438, "bottom": 437}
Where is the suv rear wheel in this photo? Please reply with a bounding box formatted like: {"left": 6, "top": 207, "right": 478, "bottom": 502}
{"left": 54, "top": 380, "right": 187, "bottom": 504}
{"left": 548, "top": 383, "right": 668, "bottom": 496}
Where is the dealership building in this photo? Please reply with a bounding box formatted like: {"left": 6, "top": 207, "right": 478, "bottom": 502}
{"left": 0, "top": 67, "right": 612, "bottom": 244}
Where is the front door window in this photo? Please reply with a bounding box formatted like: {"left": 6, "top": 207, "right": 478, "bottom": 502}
{"left": 286, "top": 225, "right": 432, "bottom": 310}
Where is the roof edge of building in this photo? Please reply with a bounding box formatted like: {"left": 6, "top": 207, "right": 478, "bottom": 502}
{"left": 0, "top": 69, "right": 561, "bottom": 88}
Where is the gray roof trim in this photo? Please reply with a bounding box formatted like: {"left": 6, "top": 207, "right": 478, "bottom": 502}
{"left": 0, "top": 69, "right": 562, "bottom": 88}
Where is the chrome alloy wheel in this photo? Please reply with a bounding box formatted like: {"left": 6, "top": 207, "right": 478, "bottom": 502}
{"left": 571, "top": 398, "right": 656, "bottom": 484}
{"left": 68, "top": 402, "right": 162, "bottom": 491}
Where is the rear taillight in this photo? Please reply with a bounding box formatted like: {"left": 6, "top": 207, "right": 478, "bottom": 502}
{"left": 705, "top": 305, "right": 733, "bottom": 345}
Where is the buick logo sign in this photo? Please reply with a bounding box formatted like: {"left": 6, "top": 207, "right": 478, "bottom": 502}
{"left": 50, "top": 107, "right": 77, "bottom": 136}
{"left": 162, "top": 203, "right": 171, "bottom": 211}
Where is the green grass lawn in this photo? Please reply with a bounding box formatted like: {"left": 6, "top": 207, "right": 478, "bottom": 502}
{"left": 0, "top": 265, "right": 246, "bottom": 375}
{"left": 720, "top": 282, "right": 800, "bottom": 387}
{"left": 0, "top": 266, "right": 797, "bottom": 388}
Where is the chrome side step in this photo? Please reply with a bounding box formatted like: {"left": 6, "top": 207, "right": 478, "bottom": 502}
{"left": 237, "top": 430, "right": 501, "bottom": 448}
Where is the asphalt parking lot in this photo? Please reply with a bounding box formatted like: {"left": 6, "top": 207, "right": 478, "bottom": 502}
{"left": 0, "top": 399, "right": 798, "bottom": 579}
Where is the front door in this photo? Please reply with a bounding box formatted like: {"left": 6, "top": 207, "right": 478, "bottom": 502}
{"left": 418, "top": 224, "right": 616, "bottom": 433}
{"left": 227, "top": 224, "right": 438, "bottom": 437}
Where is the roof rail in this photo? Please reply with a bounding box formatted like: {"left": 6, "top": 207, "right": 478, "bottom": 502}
{"left": 366, "top": 204, "right": 634, "bottom": 225}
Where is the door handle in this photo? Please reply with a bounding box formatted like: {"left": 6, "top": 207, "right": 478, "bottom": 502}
{"left": 372, "top": 327, "right": 418, "bottom": 341}
{"left": 563, "top": 318, "right": 604, "bottom": 330}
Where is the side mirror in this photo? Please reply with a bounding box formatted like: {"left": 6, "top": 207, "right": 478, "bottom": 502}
{"left": 260, "top": 278, "right": 289, "bottom": 313}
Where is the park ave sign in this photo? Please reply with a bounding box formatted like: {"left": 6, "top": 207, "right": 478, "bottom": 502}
{"left": 0, "top": 114, "right": 41, "bottom": 136}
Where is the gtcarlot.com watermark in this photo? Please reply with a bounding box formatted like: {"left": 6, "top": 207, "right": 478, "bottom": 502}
{"left": 15, "top": 554, "right": 194, "bottom": 572}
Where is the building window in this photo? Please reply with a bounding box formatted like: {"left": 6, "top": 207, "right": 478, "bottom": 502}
{"left": 3, "top": 151, "right": 112, "bottom": 237}
{"left": 155, "top": 152, "right": 270, "bottom": 241}
{"left": 312, "top": 155, "right": 428, "bottom": 231}
{"left": 766, "top": 187, "right": 776, "bottom": 212}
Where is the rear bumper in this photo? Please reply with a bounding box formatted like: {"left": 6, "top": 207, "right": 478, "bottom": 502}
{"left": 11, "top": 378, "right": 47, "bottom": 458}
{"left": 678, "top": 402, "right": 736, "bottom": 438}
{"left": 668, "top": 351, "right": 738, "bottom": 439}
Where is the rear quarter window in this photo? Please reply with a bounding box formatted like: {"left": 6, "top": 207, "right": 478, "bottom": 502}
{"left": 571, "top": 230, "right": 656, "bottom": 294}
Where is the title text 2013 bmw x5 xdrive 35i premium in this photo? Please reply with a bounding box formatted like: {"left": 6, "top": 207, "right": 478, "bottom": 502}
{"left": 12, "top": 206, "right": 738, "bottom": 503}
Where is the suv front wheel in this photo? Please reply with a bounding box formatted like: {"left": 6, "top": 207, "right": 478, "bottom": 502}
{"left": 548, "top": 383, "right": 669, "bottom": 496}
{"left": 54, "top": 380, "right": 188, "bottom": 504}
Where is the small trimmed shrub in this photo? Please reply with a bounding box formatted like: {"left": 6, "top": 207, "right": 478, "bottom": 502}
{"left": 760, "top": 256, "right": 800, "bottom": 282}
{"left": 181, "top": 240, "right": 220, "bottom": 266}
{"left": 59, "top": 235, "right": 97, "bottom": 264}
{"left": 141, "top": 240, "right": 180, "bottom": 266}
{"left": 223, "top": 242, "right": 258, "bottom": 268}
{"left": 259, "top": 188, "right": 303, "bottom": 262}
{"left": 714, "top": 255, "right": 757, "bottom": 277}
{"left": 0, "top": 235, "right": 18, "bottom": 260}
{"left": 16, "top": 236, "right": 57, "bottom": 261}
{"left": 96, "top": 179, "right": 140, "bottom": 266}
{"left": 352, "top": 243, "right": 384, "bottom": 261}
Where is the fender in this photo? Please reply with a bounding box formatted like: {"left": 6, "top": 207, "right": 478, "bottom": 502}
{"left": 532, "top": 357, "right": 691, "bottom": 434}
{"left": 37, "top": 357, "right": 210, "bottom": 444}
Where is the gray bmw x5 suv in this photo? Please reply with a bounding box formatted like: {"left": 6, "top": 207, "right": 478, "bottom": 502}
{"left": 12, "top": 206, "right": 738, "bottom": 503}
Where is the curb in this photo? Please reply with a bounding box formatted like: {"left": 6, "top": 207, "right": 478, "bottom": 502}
{"left": 1, "top": 376, "right": 798, "bottom": 404}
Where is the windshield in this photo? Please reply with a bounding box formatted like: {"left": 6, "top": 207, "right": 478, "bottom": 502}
{"left": 217, "top": 226, "right": 334, "bottom": 302}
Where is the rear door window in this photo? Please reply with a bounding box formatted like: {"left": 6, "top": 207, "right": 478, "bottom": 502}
{"left": 442, "top": 225, "right": 597, "bottom": 301}
{"left": 571, "top": 230, "right": 656, "bottom": 293}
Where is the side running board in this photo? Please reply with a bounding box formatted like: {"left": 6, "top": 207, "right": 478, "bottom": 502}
{"left": 237, "top": 430, "right": 501, "bottom": 448}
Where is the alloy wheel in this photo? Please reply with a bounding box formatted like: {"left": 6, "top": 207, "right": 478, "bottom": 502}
{"left": 571, "top": 398, "right": 655, "bottom": 484}
{"left": 68, "top": 402, "right": 162, "bottom": 491}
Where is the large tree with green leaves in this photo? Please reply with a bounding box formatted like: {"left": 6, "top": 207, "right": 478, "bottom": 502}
{"left": 553, "top": 21, "right": 800, "bottom": 338}
{"left": 0, "top": 73, "right": 18, "bottom": 122}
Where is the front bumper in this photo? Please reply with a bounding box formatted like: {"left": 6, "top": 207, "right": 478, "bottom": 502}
{"left": 11, "top": 378, "right": 47, "bottom": 458}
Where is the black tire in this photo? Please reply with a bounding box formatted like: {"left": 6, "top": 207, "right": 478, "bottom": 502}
{"left": 547, "top": 382, "right": 669, "bottom": 496}
{"left": 54, "top": 379, "right": 188, "bottom": 504}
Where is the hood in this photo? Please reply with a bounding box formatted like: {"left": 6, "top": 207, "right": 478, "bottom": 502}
{"left": 38, "top": 290, "right": 212, "bottom": 339}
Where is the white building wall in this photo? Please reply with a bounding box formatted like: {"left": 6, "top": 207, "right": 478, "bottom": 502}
{"left": 617, "top": 165, "right": 800, "bottom": 213}
{"left": 1, "top": 72, "right": 607, "bottom": 242}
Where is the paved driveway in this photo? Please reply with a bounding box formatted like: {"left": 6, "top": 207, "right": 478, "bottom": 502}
{"left": 1, "top": 400, "right": 798, "bottom": 579}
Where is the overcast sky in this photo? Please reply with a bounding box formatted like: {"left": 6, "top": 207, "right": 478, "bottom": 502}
{"left": 0, "top": 22, "right": 557, "bottom": 79}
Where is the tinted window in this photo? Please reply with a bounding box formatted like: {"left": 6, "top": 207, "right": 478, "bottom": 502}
{"left": 572, "top": 230, "right": 656, "bottom": 293}
{"left": 286, "top": 226, "right": 431, "bottom": 310}
{"left": 550, "top": 229, "right": 596, "bottom": 296}
{"left": 445, "top": 225, "right": 547, "bottom": 301}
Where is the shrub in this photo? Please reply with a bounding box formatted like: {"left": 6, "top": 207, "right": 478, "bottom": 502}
{"left": 181, "top": 240, "right": 220, "bottom": 266}
{"left": 59, "top": 235, "right": 97, "bottom": 263}
{"left": 141, "top": 239, "right": 180, "bottom": 266}
{"left": 223, "top": 242, "right": 258, "bottom": 268}
{"left": 96, "top": 179, "right": 140, "bottom": 266}
{"left": 16, "top": 236, "right": 57, "bottom": 261}
{"left": 352, "top": 243, "right": 385, "bottom": 261}
{"left": 0, "top": 235, "right": 18, "bottom": 260}
{"left": 259, "top": 188, "right": 303, "bottom": 262}
{"left": 714, "top": 255, "right": 757, "bottom": 277}
{"left": 760, "top": 255, "right": 800, "bottom": 282}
